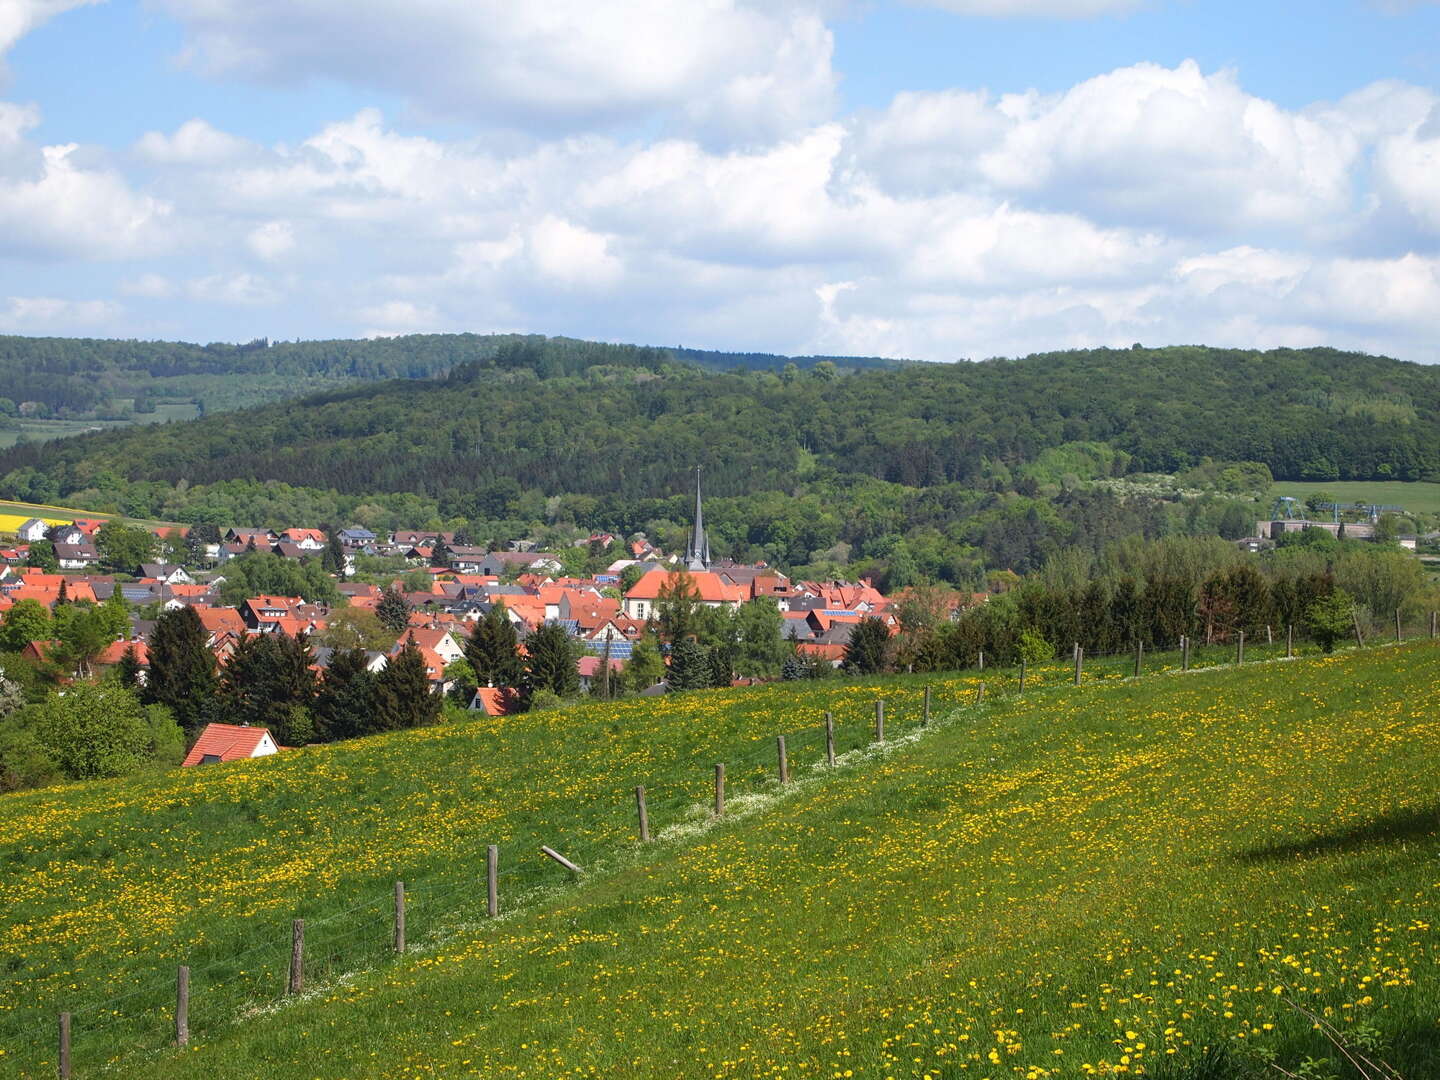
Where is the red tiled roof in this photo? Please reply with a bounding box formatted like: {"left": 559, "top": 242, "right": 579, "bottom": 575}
{"left": 472, "top": 687, "right": 519, "bottom": 716}
{"left": 625, "top": 569, "right": 743, "bottom": 604}
{"left": 181, "top": 724, "right": 278, "bottom": 767}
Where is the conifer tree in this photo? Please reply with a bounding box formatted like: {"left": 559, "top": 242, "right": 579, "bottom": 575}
{"left": 667, "top": 638, "right": 710, "bottom": 691}
{"left": 116, "top": 644, "right": 142, "bottom": 689}
{"left": 376, "top": 586, "right": 411, "bottom": 634}
{"left": 142, "top": 606, "right": 218, "bottom": 736}
{"left": 373, "top": 641, "right": 439, "bottom": 731}
{"left": 322, "top": 527, "right": 347, "bottom": 576}
{"left": 523, "top": 623, "right": 578, "bottom": 703}
{"left": 220, "top": 632, "right": 317, "bottom": 743}
{"left": 313, "top": 648, "right": 378, "bottom": 741}
{"left": 842, "top": 616, "right": 891, "bottom": 674}
{"left": 464, "top": 602, "right": 523, "bottom": 687}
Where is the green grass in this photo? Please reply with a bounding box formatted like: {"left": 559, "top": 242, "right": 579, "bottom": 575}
{"left": 1269, "top": 480, "right": 1440, "bottom": 516}
{"left": 5, "top": 643, "right": 1440, "bottom": 1078}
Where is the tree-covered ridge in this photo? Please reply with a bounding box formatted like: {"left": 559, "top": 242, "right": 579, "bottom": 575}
{"left": 0, "top": 331, "right": 897, "bottom": 418}
{"left": 4, "top": 344, "right": 1436, "bottom": 514}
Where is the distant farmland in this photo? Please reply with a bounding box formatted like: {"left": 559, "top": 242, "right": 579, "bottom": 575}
{"left": 1269, "top": 479, "right": 1440, "bottom": 516}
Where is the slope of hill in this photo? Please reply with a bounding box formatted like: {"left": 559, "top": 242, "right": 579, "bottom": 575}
{"left": 0, "top": 332, "right": 898, "bottom": 439}
{"left": 6, "top": 641, "right": 1439, "bottom": 1078}
{"left": 3, "top": 345, "right": 1437, "bottom": 521}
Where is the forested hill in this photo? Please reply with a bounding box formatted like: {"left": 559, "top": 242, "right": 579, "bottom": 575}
{"left": 0, "top": 332, "right": 897, "bottom": 417}
{"left": 2, "top": 343, "right": 1437, "bottom": 519}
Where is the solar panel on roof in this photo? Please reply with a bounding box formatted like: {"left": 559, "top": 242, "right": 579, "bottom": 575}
{"left": 584, "top": 639, "right": 633, "bottom": 659}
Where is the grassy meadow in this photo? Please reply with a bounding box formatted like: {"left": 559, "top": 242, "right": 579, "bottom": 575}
{"left": 1269, "top": 480, "right": 1440, "bottom": 517}
{"left": 4, "top": 640, "right": 1440, "bottom": 1077}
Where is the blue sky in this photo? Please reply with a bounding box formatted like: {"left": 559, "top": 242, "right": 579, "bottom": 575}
{"left": 0, "top": 0, "right": 1436, "bottom": 361}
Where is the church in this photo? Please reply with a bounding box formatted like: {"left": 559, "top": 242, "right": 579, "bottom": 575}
{"left": 621, "top": 468, "right": 747, "bottom": 620}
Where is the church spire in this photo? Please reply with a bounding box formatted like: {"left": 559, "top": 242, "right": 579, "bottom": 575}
{"left": 685, "top": 465, "right": 710, "bottom": 571}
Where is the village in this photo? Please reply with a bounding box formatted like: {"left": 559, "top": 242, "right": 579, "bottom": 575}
{"left": 0, "top": 476, "right": 907, "bottom": 767}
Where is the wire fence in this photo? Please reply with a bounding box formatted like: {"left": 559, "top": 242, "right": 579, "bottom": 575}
{"left": 13, "top": 615, "right": 1438, "bottom": 1075}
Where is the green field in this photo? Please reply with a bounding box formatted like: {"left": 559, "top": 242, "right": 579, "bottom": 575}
{"left": 1269, "top": 480, "right": 1440, "bottom": 516}
{"left": 5, "top": 639, "right": 1439, "bottom": 1078}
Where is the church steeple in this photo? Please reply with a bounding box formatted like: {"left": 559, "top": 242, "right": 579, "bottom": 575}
{"left": 685, "top": 466, "right": 710, "bottom": 571}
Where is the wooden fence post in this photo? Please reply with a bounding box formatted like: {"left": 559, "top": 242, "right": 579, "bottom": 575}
{"left": 714, "top": 763, "right": 725, "bottom": 817}
{"left": 288, "top": 919, "right": 304, "bottom": 994}
{"left": 1074, "top": 646, "right": 1083, "bottom": 686}
{"left": 976, "top": 681, "right": 985, "bottom": 704}
{"left": 978, "top": 649, "right": 985, "bottom": 671}
{"left": 1353, "top": 611, "right": 1365, "bottom": 648}
{"left": 1266, "top": 624, "right": 1273, "bottom": 646}
{"left": 1181, "top": 635, "right": 1190, "bottom": 671}
{"left": 1133, "top": 640, "right": 1142, "bottom": 678}
{"left": 393, "top": 881, "right": 406, "bottom": 955}
{"left": 1286, "top": 624, "right": 1294, "bottom": 659}
{"left": 58, "top": 1012, "right": 70, "bottom": 1080}
{"left": 176, "top": 965, "right": 190, "bottom": 1046}
{"left": 777, "top": 736, "right": 789, "bottom": 784}
{"left": 634, "top": 787, "right": 650, "bottom": 842}
{"left": 1018, "top": 658, "right": 1026, "bottom": 695}
{"left": 1396, "top": 608, "right": 1403, "bottom": 644}
{"left": 1431, "top": 611, "right": 1437, "bottom": 639}
{"left": 874, "top": 699, "right": 885, "bottom": 742}
{"left": 487, "top": 845, "right": 499, "bottom": 917}
{"left": 824, "top": 712, "right": 835, "bottom": 766}
{"left": 541, "top": 846, "right": 582, "bottom": 874}
{"left": 923, "top": 685, "right": 931, "bottom": 726}
{"left": 1236, "top": 631, "right": 1245, "bottom": 665}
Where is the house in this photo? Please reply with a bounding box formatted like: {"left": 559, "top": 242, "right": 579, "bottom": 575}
{"left": 577, "top": 654, "right": 625, "bottom": 693}
{"left": 226, "top": 528, "right": 278, "bottom": 547}
{"left": 95, "top": 640, "right": 149, "bottom": 680}
{"left": 54, "top": 543, "right": 100, "bottom": 570}
{"left": 311, "top": 647, "right": 387, "bottom": 674}
{"left": 181, "top": 724, "right": 281, "bottom": 767}
{"left": 16, "top": 518, "right": 50, "bottom": 543}
{"left": 49, "top": 524, "right": 87, "bottom": 547}
{"left": 622, "top": 568, "right": 744, "bottom": 621}
{"left": 280, "top": 528, "right": 327, "bottom": 550}
{"left": 338, "top": 527, "right": 377, "bottom": 547}
{"left": 240, "top": 595, "right": 305, "bottom": 630}
{"left": 392, "top": 626, "right": 464, "bottom": 665}
{"left": 138, "top": 563, "right": 194, "bottom": 585}
{"left": 468, "top": 687, "right": 520, "bottom": 716}
{"left": 475, "top": 551, "right": 564, "bottom": 576}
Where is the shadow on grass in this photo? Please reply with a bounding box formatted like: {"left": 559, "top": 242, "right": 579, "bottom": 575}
{"left": 1231, "top": 803, "right": 1440, "bottom": 864}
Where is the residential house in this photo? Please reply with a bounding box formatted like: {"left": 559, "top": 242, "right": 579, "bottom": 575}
{"left": 138, "top": 563, "right": 194, "bottom": 585}
{"left": 392, "top": 626, "right": 464, "bottom": 665}
{"left": 16, "top": 518, "right": 50, "bottom": 543}
{"left": 577, "top": 654, "right": 625, "bottom": 693}
{"left": 338, "top": 527, "right": 377, "bottom": 547}
{"left": 181, "top": 724, "right": 281, "bottom": 767}
{"left": 49, "top": 524, "right": 88, "bottom": 547}
{"left": 54, "top": 543, "right": 100, "bottom": 571}
{"left": 280, "top": 528, "right": 327, "bottom": 550}
{"left": 468, "top": 687, "right": 519, "bottom": 716}
{"left": 622, "top": 568, "right": 744, "bottom": 621}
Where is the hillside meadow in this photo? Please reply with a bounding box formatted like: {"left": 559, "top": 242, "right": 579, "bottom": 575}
{"left": 4, "top": 639, "right": 1439, "bottom": 1077}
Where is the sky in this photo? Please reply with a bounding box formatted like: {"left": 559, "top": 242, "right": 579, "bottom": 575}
{"left": 0, "top": 0, "right": 1437, "bottom": 363}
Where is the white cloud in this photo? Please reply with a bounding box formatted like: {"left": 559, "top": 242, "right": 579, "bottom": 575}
{"left": 187, "top": 272, "right": 279, "bottom": 306}
{"left": 119, "top": 271, "right": 174, "bottom": 298}
{"left": 0, "top": 294, "right": 120, "bottom": 330}
{"left": 852, "top": 61, "right": 1360, "bottom": 235}
{"left": 134, "top": 118, "right": 255, "bottom": 165}
{"left": 246, "top": 220, "right": 294, "bottom": 260}
{"left": 0, "top": 0, "right": 101, "bottom": 60}
{"left": 525, "top": 217, "right": 622, "bottom": 290}
{"left": 0, "top": 100, "right": 38, "bottom": 147}
{"left": 0, "top": 143, "right": 172, "bottom": 258}
{"left": 153, "top": 0, "right": 835, "bottom": 142}
{"left": 908, "top": 0, "right": 1143, "bottom": 15}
